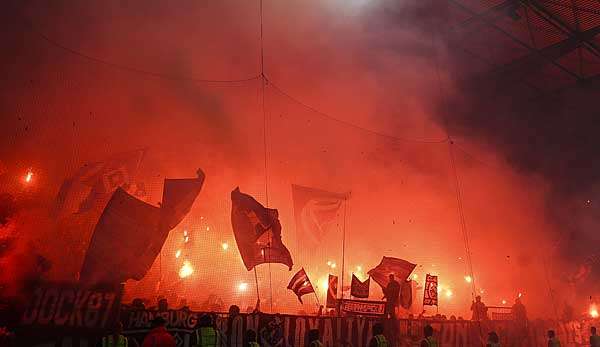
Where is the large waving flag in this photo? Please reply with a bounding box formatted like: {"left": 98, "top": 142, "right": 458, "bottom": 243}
{"left": 287, "top": 268, "right": 315, "bottom": 304}
{"left": 79, "top": 171, "right": 204, "bottom": 284}
{"left": 367, "top": 256, "right": 416, "bottom": 290}
{"left": 231, "top": 188, "right": 293, "bottom": 271}
{"left": 54, "top": 149, "right": 147, "bottom": 217}
{"left": 292, "top": 185, "right": 349, "bottom": 244}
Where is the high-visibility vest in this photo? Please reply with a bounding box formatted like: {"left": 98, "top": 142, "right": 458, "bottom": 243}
{"left": 310, "top": 340, "right": 323, "bottom": 347}
{"left": 196, "top": 327, "right": 220, "bottom": 347}
{"left": 249, "top": 342, "right": 260, "bottom": 347}
{"left": 591, "top": 335, "right": 600, "bottom": 347}
{"left": 102, "top": 335, "right": 128, "bottom": 347}
{"left": 422, "top": 337, "right": 438, "bottom": 347}
{"left": 374, "top": 334, "right": 388, "bottom": 347}
{"left": 549, "top": 338, "right": 561, "bottom": 347}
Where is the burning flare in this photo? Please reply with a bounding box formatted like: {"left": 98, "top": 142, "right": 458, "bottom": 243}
{"left": 24, "top": 169, "right": 33, "bottom": 183}
{"left": 179, "top": 261, "right": 194, "bottom": 278}
{"left": 590, "top": 304, "right": 599, "bottom": 318}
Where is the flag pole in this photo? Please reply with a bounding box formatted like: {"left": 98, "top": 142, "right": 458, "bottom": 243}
{"left": 340, "top": 198, "right": 348, "bottom": 301}
{"left": 254, "top": 266, "right": 261, "bottom": 310}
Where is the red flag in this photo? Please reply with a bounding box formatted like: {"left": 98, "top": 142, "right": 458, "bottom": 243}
{"left": 367, "top": 256, "right": 416, "bottom": 289}
{"left": 287, "top": 268, "right": 315, "bottom": 304}
{"left": 326, "top": 275, "right": 338, "bottom": 308}
{"left": 423, "top": 274, "right": 438, "bottom": 306}
{"left": 292, "top": 185, "right": 349, "bottom": 243}
{"left": 350, "top": 274, "right": 370, "bottom": 298}
{"left": 231, "top": 188, "right": 293, "bottom": 271}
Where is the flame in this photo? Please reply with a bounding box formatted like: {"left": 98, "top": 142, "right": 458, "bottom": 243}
{"left": 24, "top": 170, "right": 33, "bottom": 183}
{"left": 318, "top": 277, "right": 329, "bottom": 293}
{"left": 445, "top": 289, "right": 453, "bottom": 298}
{"left": 464, "top": 275, "right": 472, "bottom": 283}
{"left": 590, "top": 304, "right": 599, "bottom": 318}
{"left": 411, "top": 273, "right": 418, "bottom": 280}
{"left": 238, "top": 282, "right": 248, "bottom": 292}
{"left": 221, "top": 242, "right": 229, "bottom": 251}
{"left": 178, "top": 261, "right": 194, "bottom": 278}
{"left": 175, "top": 249, "right": 181, "bottom": 258}
{"left": 502, "top": 299, "right": 507, "bottom": 305}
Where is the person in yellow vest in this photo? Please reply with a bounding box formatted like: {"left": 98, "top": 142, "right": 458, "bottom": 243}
{"left": 369, "top": 323, "right": 389, "bottom": 347}
{"left": 547, "top": 330, "right": 561, "bottom": 347}
{"left": 195, "top": 314, "right": 221, "bottom": 347}
{"left": 486, "top": 331, "right": 500, "bottom": 347}
{"left": 591, "top": 327, "right": 600, "bottom": 347}
{"left": 308, "top": 329, "right": 322, "bottom": 347}
{"left": 245, "top": 329, "right": 260, "bottom": 347}
{"left": 420, "top": 325, "right": 438, "bottom": 347}
{"left": 101, "top": 322, "right": 128, "bottom": 347}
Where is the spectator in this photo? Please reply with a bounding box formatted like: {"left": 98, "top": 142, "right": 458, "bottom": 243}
{"left": 369, "top": 323, "right": 388, "bottom": 347}
{"left": 245, "top": 329, "right": 260, "bottom": 347}
{"left": 142, "top": 317, "right": 175, "bottom": 347}
{"left": 547, "top": 330, "right": 561, "bottom": 347}
{"left": 420, "top": 325, "right": 437, "bottom": 347}
{"left": 590, "top": 327, "right": 600, "bottom": 347}
{"left": 486, "top": 331, "right": 500, "bottom": 347}
{"left": 101, "top": 322, "right": 128, "bottom": 347}
{"left": 308, "top": 329, "right": 322, "bottom": 347}
{"left": 471, "top": 296, "right": 489, "bottom": 321}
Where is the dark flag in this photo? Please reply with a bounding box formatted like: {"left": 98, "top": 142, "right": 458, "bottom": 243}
{"left": 287, "top": 268, "right": 315, "bottom": 304}
{"left": 326, "top": 275, "right": 338, "bottom": 308}
{"left": 79, "top": 188, "right": 160, "bottom": 284}
{"left": 80, "top": 172, "right": 204, "bottom": 284}
{"left": 54, "top": 149, "right": 146, "bottom": 216}
{"left": 292, "top": 185, "right": 349, "bottom": 243}
{"left": 231, "top": 187, "right": 293, "bottom": 271}
{"left": 423, "top": 274, "right": 438, "bottom": 306}
{"left": 367, "top": 256, "right": 416, "bottom": 289}
{"left": 400, "top": 280, "right": 413, "bottom": 309}
{"left": 350, "top": 274, "right": 370, "bottom": 298}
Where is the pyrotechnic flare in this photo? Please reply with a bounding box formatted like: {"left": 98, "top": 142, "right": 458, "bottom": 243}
{"left": 179, "top": 261, "right": 193, "bottom": 278}
{"left": 24, "top": 169, "right": 33, "bottom": 183}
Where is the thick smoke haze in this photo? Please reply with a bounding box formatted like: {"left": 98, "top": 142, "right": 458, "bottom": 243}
{"left": 0, "top": 0, "right": 595, "bottom": 318}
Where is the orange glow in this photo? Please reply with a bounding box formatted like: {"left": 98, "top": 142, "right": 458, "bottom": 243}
{"left": 221, "top": 242, "right": 229, "bottom": 251}
{"left": 238, "top": 282, "right": 248, "bottom": 292}
{"left": 24, "top": 169, "right": 33, "bottom": 183}
{"left": 175, "top": 249, "right": 181, "bottom": 258}
{"left": 464, "top": 275, "right": 472, "bottom": 283}
{"left": 590, "top": 304, "right": 599, "bottom": 318}
{"left": 502, "top": 299, "right": 507, "bottom": 305}
{"left": 178, "top": 261, "right": 193, "bottom": 278}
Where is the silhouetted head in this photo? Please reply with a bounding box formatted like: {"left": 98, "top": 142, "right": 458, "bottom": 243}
{"left": 229, "top": 305, "right": 240, "bottom": 316}
{"left": 389, "top": 274, "right": 395, "bottom": 281}
{"left": 548, "top": 330, "right": 556, "bottom": 339}
{"left": 308, "top": 329, "right": 320, "bottom": 342}
{"left": 158, "top": 298, "right": 168, "bottom": 311}
{"left": 246, "top": 329, "right": 257, "bottom": 342}
{"left": 424, "top": 325, "right": 434, "bottom": 338}
{"left": 488, "top": 331, "right": 499, "bottom": 343}
{"left": 373, "top": 323, "right": 384, "bottom": 335}
{"left": 199, "top": 314, "right": 213, "bottom": 328}
{"left": 475, "top": 296, "right": 481, "bottom": 302}
{"left": 151, "top": 316, "right": 167, "bottom": 328}
{"left": 114, "top": 322, "right": 123, "bottom": 334}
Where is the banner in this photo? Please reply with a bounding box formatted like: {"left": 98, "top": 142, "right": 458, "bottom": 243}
{"left": 11, "top": 304, "right": 600, "bottom": 346}
{"left": 326, "top": 275, "right": 338, "bottom": 308}
{"left": 423, "top": 274, "right": 438, "bottom": 306}
{"left": 341, "top": 299, "right": 385, "bottom": 316}
{"left": 399, "top": 280, "right": 413, "bottom": 309}
{"left": 291, "top": 185, "right": 349, "bottom": 244}
{"left": 15, "top": 283, "right": 122, "bottom": 347}
{"left": 350, "top": 274, "right": 370, "bottom": 298}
